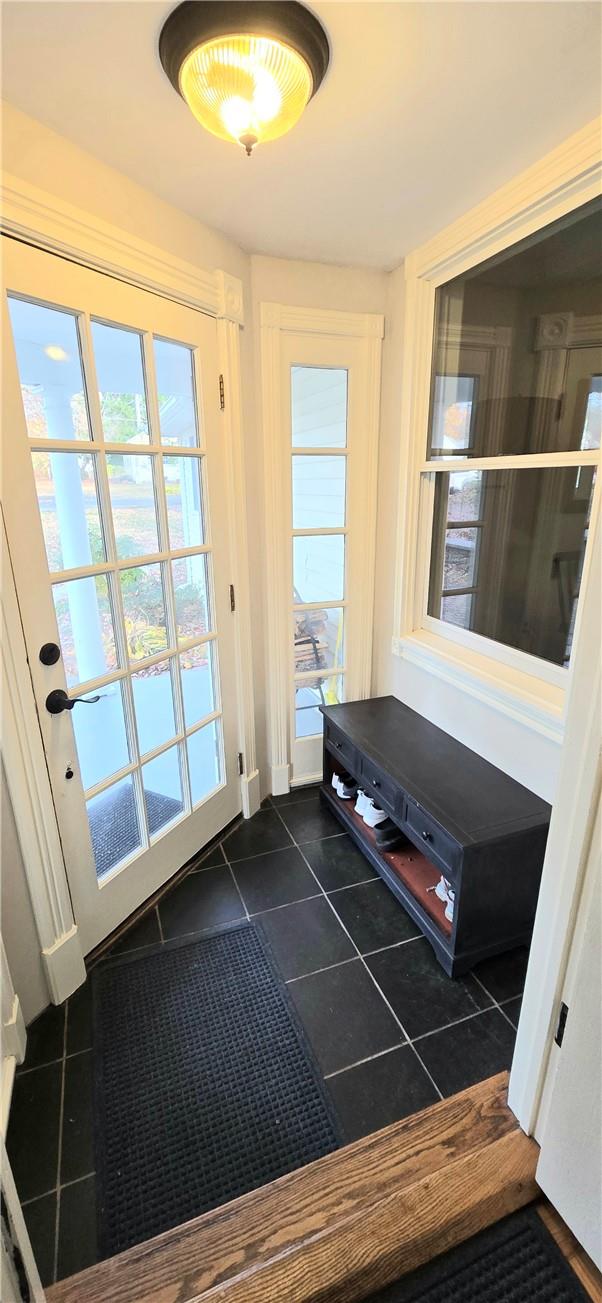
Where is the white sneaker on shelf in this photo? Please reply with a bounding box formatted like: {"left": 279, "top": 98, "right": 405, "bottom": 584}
{"left": 331, "top": 773, "right": 345, "bottom": 796}
{"left": 354, "top": 789, "right": 369, "bottom": 817}
{"left": 363, "top": 800, "right": 388, "bottom": 828}
{"left": 435, "top": 876, "right": 451, "bottom": 903}
{"left": 445, "top": 889, "right": 455, "bottom": 923}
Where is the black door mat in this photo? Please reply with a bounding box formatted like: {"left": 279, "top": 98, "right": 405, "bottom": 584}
{"left": 89, "top": 785, "right": 182, "bottom": 878}
{"left": 364, "top": 1207, "right": 589, "bottom": 1302}
{"left": 92, "top": 921, "right": 341, "bottom": 1258}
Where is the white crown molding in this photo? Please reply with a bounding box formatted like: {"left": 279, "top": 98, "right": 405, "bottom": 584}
{"left": 260, "top": 301, "right": 384, "bottom": 339}
{"left": 1, "top": 172, "right": 244, "bottom": 324}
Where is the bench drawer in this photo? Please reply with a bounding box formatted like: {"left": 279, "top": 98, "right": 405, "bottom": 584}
{"left": 325, "top": 720, "right": 358, "bottom": 773}
{"left": 360, "top": 755, "right": 398, "bottom": 816}
{"left": 404, "top": 800, "right": 460, "bottom": 877}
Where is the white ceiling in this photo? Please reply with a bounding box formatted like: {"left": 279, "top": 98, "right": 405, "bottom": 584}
{"left": 2, "top": 1, "right": 600, "bottom": 269}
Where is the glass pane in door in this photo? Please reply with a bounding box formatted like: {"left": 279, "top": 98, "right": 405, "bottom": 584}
{"left": 106, "top": 454, "right": 160, "bottom": 558}
{"left": 52, "top": 574, "right": 118, "bottom": 687}
{"left": 33, "top": 451, "right": 105, "bottom": 571}
{"left": 87, "top": 774, "right": 141, "bottom": 879}
{"left": 8, "top": 297, "right": 90, "bottom": 440}
{"left": 91, "top": 321, "right": 149, "bottom": 444}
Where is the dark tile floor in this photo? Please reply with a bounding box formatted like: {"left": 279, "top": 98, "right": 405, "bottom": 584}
{"left": 8, "top": 787, "right": 526, "bottom": 1287}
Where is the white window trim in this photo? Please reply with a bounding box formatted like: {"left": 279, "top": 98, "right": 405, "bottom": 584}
{"left": 260, "top": 302, "right": 384, "bottom": 793}
{"left": 393, "top": 117, "right": 602, "bottom": 737}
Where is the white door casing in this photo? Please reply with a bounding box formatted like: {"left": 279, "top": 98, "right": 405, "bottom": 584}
{"left": 260, "top": 303, "right": 383, "bottom": 791}
{"left": 2, "top": 239, "right": 241, "bottom": 952}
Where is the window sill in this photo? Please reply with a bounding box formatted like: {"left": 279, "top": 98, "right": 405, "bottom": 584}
{"left": 392, "top": 630, "right": 565, "bottom": 744}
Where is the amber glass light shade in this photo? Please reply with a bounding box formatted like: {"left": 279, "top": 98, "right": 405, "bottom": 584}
{"left": 180, "top": 34, "right": 313, "bottom": 154}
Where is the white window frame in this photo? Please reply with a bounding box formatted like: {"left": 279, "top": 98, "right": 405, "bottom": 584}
{"left": 393, "top": 118, "right": 602, "bottom": 739}
{"left": 260, "top": 303, "right": 383, "bottom": 793}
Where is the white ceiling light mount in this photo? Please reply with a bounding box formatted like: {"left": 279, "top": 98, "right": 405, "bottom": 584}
{"left": 159, "top": 0, "right": 330, "bottom": 156}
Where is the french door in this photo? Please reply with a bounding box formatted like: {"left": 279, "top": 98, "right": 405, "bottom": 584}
{"left": 2, "top": 238, "right": 240, "bottom": 952}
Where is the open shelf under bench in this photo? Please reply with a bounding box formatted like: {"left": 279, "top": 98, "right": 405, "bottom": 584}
{"left": 320, "top": 697, "right": 551, "bottom": 977}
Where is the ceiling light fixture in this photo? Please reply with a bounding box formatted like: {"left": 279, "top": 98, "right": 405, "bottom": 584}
{"left": 159, "top": 1, "right": 330, "bottom": 156}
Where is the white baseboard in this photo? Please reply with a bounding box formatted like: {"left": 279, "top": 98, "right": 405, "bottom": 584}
{"left": 42, "top": 925, "right": 86, "bottom": 1005}
{"left": 241, "top": 770, "right": 261, "bottom": 818}
{"left": 1, "top": 1056, "right": 17, "bottom": 1137}
{"left": 2, "top": 994, "right": 26, "bottom": 1065}
{"left": 270, "top": 763, "right": 291, "bottom": 797}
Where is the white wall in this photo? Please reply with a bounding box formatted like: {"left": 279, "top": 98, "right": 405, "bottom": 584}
{"left": 373, "top": 265, "right": 562, "bottom": 803}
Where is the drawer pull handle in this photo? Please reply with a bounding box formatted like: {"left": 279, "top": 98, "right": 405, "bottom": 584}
{"left": 372, "top": 778, "right": 380, "bottom": 788}
{"left": 422, "top": 830, "right": 433, "bottom": 842}
{"left": 334, "top": 741, "right": 342, "bottom": 750}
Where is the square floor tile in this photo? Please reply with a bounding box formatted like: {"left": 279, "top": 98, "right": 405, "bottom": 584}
{"left": 22, "top": 1191, "right": 57, "bottom": 1287}
{"left": 329, "top": 880, "right": 421, "bottom": 954}
{"left": 278, "top": 796, "right": 343, "bottom": 844}
{"left": 327, "top": 1045, "right": 439, "bottom": 1144}
{"left": 366, "top": 937, "right": 491, "bottom": 1040}
{"left": 232, "top": 846, "right": 318, "bottom": 914}
{"left": 501, "top": 995, "right": 522, "bottom": 1029}
{"left": 62, "top": 1050, "right": 94, "bottom": 1184}
{"left": 256, "top": 896, "right": 354, "bottom": 980}
{"left": 415, "top": 1008, "right": 517, "bottom": 1097}
{"left": 288, "top": 958, "right": 403, "bottom": 1076}
{"left": 159, "top": 865, "right": 244, "bottom": 940}
{"left": 57, "top": 1175, "right": 97, "bottom": 1282}
{"left": 19, "top": 1003, "right": 65, "bottom": 1072}
{"left": 472, "top": 947, "right": 529, "bottom": 1003}
{"left": 222, "top": 808, "right": 293, "bottom": 861}
{"left": 188, "top": 841, "right": 226, "bottom": 871}
{"left": 270, "top": 784, "right": 321, "bottom": 807}
{"left": 109, "top": 907, "right": 161, "bottom": 956}
{"left": 66, "top": 981, "right": 92, "bottom": 1055}
{"left": 7, "top": 1062, "right": 62, "bottom": 1201}
{"left": 302, "top": 834, "right": 376, "bottom": 891}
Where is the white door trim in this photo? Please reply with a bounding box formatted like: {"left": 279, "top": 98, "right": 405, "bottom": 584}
{"left": 1, "top": 177, "right": 258, "bottom": 995}
{"left": 260, "top": 303, "right": 384, "bottom": 793}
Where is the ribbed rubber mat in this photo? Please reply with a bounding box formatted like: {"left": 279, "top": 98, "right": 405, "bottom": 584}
{"left": 92, "top": 921, "right": 341, "bottom": 1258}
{"left": 366, "top": 1207, "right": 588, "bottom": 1301}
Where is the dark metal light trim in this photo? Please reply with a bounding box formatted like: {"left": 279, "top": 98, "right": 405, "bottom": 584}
{"left": 159, "top": 1, "right": 330, "bottom": 101}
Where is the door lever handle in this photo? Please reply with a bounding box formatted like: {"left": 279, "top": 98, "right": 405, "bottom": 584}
{"left": 45, "top": 689, "right": 104, "bottom": 715}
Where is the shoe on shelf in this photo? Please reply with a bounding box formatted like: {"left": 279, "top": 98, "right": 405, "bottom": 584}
{"left": 354, "top": 789, "right": 370, "bottom": 817}
{"left": 339, "top": 778, "right": 358, "bottom": 800}
{"left": 331, "top": 771, "right": 351, "bottom": 796}
{"left": 445, "top": 889, "right": 456, "bottom": 923}
{"left": 435, "top": 876, "right": 451, "bottom": 904}
{"left": 377, "top": 833, "right": 405, "bottom": 852}
{"left": 374, "top": 818, "right": 398, "bottom": 843}
{"left": 363, "top": 800, "right": 388, "bottom": 828}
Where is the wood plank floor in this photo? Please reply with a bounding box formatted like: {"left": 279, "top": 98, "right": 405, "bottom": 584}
{"left": 48, "top": 1071, "right": 539, "bottom": 1303}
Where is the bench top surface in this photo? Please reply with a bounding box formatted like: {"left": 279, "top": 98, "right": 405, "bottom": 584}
{"left": 321, "top": 696, "right": 551, "bottom": 845}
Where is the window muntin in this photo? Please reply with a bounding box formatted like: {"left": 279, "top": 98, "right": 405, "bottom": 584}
{"left": 423, "top": 199, "right": 601, "bottom": 672}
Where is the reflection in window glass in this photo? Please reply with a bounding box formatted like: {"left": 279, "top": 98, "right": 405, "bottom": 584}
{"left": 92, "top": 321, "right": 149, "bottom": 444}
{"left": 120, "top": 563, "right": 168, "bottom": 661}
{"left": 292, "top": 456, "right": 346, "bottom": 528}
{"left": 428, "top": 467, "right": 595, "bottom": 665}
{"left": 87, "top": 774, "right": 141, "bottom": 880}
{"left": 52, "top": 573, "right": 117, "bottom": 688}
{"left": 142, "top": 745, "right": 184, "bottom": 836}
{"left": 164, "top": 456, "right": 204, "bottom": 548}
{"left": 8, "top": 297, "right": 90, "bottom": 440}
{"left": 172, "top": 554, "right": 211, "bottom": 641}
{"left": 154, "top": 339, "right": 198, "bottom": 447}
{"left": 72, "top": 680, "right": 129, "bottom": 791}
{"left": 107, "top": 454, "right": 159, "bottom": 558}
{"left": 431, "top": 376, "right": 476, "bottom": 454}
{"left": 293, "top": 535, "right": 345, "bottom": 604}
{"left": 582, "top": 376, "right": 602, "bottom": 450}
{"left": 294, "top": 608, "right": 344, "bottom": 675}
{"left": 291, "top": 367, "right": 348, "bottom": 447}
{"left": 132, "top": 659, "right": 176, "bottom": 756}
{"left": 32, "top": 451, "right": 105, "bottom": 572}
{"left": 295, "top": 673, "right": 343, "bottom": 737}
{"left": 181, "top": 642, "right": 216, "bottom": 727}
{"left": 187, "top": 720, "right": 222, "bottom": 806}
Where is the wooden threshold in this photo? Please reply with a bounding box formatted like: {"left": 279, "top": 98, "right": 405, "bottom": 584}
{"left": 538, "top": 1202, "right": 602, "bottom": 1301}
{"left": 47, "top": 1071, "right": 538, "bottom": 1303}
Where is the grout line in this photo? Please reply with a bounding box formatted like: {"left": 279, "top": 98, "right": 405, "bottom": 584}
{"left": 323, "top": 875, "right": 389, "bottom": 894}
{"left": 224, "top": 856, "right": 250, "bottom": 921}
{"left": 156, "top": 903, "right": 165, "bottom": 944}
{"left": 324, "top": 1043, "right": 406, "bottom": 1080}
{"left": 286, "top": 955, "right": 358, "bottom": 984}
{"left": 21, "top": 1170, "right": 97, "bottom": 1210}
{"left": 52, "top": 1001, "right": 69, "bottom": 1283}
{"left": 272, "top": 804, "right": 444, "bottom": 1102}
{"left": 470, "top": 970, "right": 523, "bottom": 1031}
{"left": 412, "top": 1005, "right": 499, "bottom": 1045}
{"left": 361, "top": 935, "right": 422, "bottom": 959}
{"left": 248, "top": 893, "right": 323, "bottom": 917}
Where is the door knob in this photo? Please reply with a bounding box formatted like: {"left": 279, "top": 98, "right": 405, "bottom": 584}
{"left": 45, "top": 689, "right": 104, "bottom": 714}
{"left": 39, "top": 642, "right": 61, "bottom": 666}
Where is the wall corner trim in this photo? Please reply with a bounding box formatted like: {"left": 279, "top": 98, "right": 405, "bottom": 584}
{"left": 42, "top": 926, "right": 87, "bottom": 1005}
